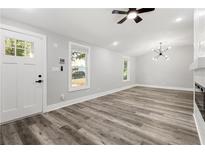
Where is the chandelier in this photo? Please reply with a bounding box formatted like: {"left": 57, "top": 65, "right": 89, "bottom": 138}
{"left": 152, "top": 42, "right": 171, "bottom": 61}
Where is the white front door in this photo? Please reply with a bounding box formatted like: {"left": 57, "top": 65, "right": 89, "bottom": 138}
{"left": 0, "top": 29, "right": 44, "bottom": 123}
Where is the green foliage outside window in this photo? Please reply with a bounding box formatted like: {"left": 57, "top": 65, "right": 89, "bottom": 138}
{"left": 5, "top": 38, "right": 15, "bottom": 56}
{"left": 71, "top": 51, "right": 86, "bottom": 79}
{"left": 5, "top": 38, "right": 33, "bottom": 57}
{"left": 71, "top": 51, "right": 86, "bottom": 61}
{"left": 123, "top": 60, "right": 128, "bottom": 80}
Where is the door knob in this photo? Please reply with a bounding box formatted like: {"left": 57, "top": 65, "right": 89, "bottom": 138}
{"left": 35, "top": 80, "right": 43, "bottom": 83}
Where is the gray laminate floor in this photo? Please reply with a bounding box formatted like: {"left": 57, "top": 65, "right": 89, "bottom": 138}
{"left": 0, "top": 86, "right": 200, "bottom": 145}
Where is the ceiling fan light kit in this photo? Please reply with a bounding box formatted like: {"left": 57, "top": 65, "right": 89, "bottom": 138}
{"left": 127, "top": 11, "right": 137, "bottom": 19}
{"left": 112, "top": 8, "right": 155, "bottom": 24}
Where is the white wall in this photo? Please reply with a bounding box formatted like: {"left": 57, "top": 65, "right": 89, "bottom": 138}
{"left": 135, "top": 45, "right": 193, "bottom": 89}
{"left": 1, "top": 18, "right": 137, "bottom": 106}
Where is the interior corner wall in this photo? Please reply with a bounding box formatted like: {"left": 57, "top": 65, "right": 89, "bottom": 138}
{"left": 135, "top": 45, "right": 193, "bottom": 89}
{"left": 1, "top": 18, "right": 137, "bottom": 106}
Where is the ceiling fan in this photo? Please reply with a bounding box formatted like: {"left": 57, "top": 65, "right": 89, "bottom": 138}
{"left": 112, "top": 8, "right": 155, "bottom": 24}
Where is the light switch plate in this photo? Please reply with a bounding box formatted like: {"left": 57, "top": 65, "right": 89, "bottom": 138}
{"left": 51, "top": 67, "right": 60, "bottom": 72}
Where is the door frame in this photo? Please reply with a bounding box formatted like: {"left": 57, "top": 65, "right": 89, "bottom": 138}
{"left": 0, "top": 24, "right": 47, "bottom": 123}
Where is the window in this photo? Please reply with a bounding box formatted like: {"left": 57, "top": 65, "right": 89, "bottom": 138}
{"left": 123, "top": 57, "right": 130, "bottom": 81}
{"left": 5, "top": 37, "right": 34, "bottom": 58}
{"left": 68, "top": 42, "right": 90, "bottom": 91}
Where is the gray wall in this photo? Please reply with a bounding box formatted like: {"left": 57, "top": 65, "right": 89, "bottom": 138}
{"left": 1, "top": 18, "right": 136, "bottom": 106}
{"left": 135, "top": 45, "right": 193, "bottom": 89}
{"left": 1, "top": 18, "right": 194, "bottom": 107}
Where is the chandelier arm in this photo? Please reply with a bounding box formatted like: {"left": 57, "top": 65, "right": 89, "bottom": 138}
{"left": 162, "top": 48, "right": 169, "bottom": 53}
{"left": 155, "top": 55, "right": 160, "bottom": 59}
{"left": 154, "top": 50, "right": 160, "bottom": 54}
{"left": 162, "top": 54, "right": 169, "bottom": 59}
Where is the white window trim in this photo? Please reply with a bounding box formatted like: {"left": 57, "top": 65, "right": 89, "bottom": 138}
{"left": 68, "top": 41, "right": 90, "bottom": 92}
{"left": 122, "top": 56, "right": 130, "bottom": 82}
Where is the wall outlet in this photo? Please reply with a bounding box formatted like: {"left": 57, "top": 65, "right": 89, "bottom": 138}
{"left": 60, "top": 94, "right": 65, "bottom": 101}
{"left": 53, "top": 43, "right": 58, "bottom": 48}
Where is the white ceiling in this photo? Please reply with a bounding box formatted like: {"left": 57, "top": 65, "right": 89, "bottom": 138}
{"left": 1, "top": 8, "right": 193, "bottom": 56}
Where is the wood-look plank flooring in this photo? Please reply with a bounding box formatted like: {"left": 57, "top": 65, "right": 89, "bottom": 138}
{"left": 0, "top": 86, "right": 200, "bottom": 145}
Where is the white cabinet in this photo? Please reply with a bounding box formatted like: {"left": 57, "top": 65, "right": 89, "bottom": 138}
{"left": 194, "top": 9, "right": 205, "bottom": 60}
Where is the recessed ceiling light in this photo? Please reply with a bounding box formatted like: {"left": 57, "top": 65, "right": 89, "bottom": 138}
{"left": 199, "top": 11, "right": 205, "bottom": 17}
{"left": 175, "top": 17, "right": 182, "bottom": 22}
{"left": 112, "top": 41, "right": 119, "bottom": 46}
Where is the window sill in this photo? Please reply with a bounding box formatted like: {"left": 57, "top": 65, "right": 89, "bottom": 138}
{"left": 68, "top": 85, "right": 90, "bottom": 92}
{"left": 123, "top": 80, "right": 130, "bottom": 82}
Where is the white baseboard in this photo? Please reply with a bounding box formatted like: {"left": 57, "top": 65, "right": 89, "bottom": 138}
{"left": 46, "top": 84, "right": 137, "bottom": 112}
{"left": 135, "top": 84, "right": 193, "bottom": 91}
{"left": 193, "top": 114, "right": 203, "bottom": 145}
{"left": 193, "top": 103, "right": 205, "bottom": 145}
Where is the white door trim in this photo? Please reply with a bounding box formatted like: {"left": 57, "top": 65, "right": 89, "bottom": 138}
{"left": 0, "top": 24, "right": 47, "bottom": 123}
{"left": 0, "top": 27, "right": 2, "bottom": 123}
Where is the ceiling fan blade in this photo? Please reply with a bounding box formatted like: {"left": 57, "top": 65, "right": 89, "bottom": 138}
{"left": 128, "top": 8, "right": 137, "bottom": 11}
{"left": 137, "top": 8, "right": 155, "bottom": 14}
{"left": 134, "top": 16, "right": 143, "bottom": 23}
{"left": 117, "top": 16, "right": 127, "bottom": 24}
{"left": 112, "top": 10, "right": 127, "bottom": 14}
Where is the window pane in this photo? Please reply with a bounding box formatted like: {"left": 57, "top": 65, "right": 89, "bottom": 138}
{"left": 71, "top": 51, "right": 86, "bottom": 67}
{"left": 16, "top": 48, "right": 25, "bottom": 56}
{"left": 72, "top": 66, "right": 86, "bottom": 87}
{"left": 123, "top": 69, "right": 128, "bottom": 80}
{"left": 5, "top": 38, "right": 15, "bottom": 48}
{"left": 5, "top": 47, "right": 15, "bottom": 56}
{"left": 123, "top": 60, "right": 128, "bottom": 80}
{"left": 16, "top": 40, "right": 25, "bottom": 48}
{"left": 124, "top": 60, "right": 127, "bottom": 68}
{"left": 4, "top": 38, "right": 34, "bottom": 57}
{"left": 25, "top": 41, "right": 34, "bottom": 58}
{"left": 25, "top": 49, "right": 33, "bottom": 57}
{"left": 25, "top": 41, "right": 32, "bottom": 50}
{"left": 69, "top": 42, "right": 90, "bottom": 91}
{"left": 71, "top": 50, "right": 87, "bottom": 87}
{"left": 123, "top": 73, "right": 128, "bottom": 80}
